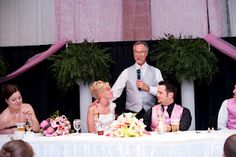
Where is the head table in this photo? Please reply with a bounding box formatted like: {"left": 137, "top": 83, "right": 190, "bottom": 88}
{"left": 0, "top": 130, "right": 235, "bottom": 157}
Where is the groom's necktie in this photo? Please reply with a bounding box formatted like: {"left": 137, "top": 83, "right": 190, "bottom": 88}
{"left": 163, "top": 106, "right": 170, "bottom": 124}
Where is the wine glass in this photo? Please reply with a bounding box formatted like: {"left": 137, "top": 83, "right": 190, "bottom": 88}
{"left": 25, "top": 119, "right": 33, "bottom": 132}
{"left": 24, "top": 112, "right": 33, "bottom": 132}
{"left": 73, "top": 119, "right": 81, "bottom": 134}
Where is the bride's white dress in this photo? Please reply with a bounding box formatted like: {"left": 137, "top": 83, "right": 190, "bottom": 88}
{"left": 97, "top": 102, "right": 116, "bottom": 131}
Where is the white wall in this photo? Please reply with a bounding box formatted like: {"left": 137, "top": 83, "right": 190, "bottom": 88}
{"left": 0, "top": 0, "right": 55, "bottom": 46}
{"left": 229, "top": 0, "right": 236, "bottom": 36}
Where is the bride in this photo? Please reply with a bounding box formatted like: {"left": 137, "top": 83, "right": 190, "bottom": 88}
{"left": 87, "top": 80, "right": 116, "bottom": 133}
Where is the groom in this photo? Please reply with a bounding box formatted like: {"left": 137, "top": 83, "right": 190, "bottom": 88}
{"left": 143, "top": 81, "right": 192, "bottom": 132}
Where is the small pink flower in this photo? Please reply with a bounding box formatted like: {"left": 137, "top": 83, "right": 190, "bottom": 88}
{"left": 51, "top": 121, "right": 59, "bottom": 128}
{"left": 40, "top": 120, "right": 49, "bottom": 128}
{"left": 46, "top": 126, "right": 54, "bottom": 134}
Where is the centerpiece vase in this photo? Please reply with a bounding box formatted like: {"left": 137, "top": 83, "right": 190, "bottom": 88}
{"left": 76, "top": 79, "right": 92, "bottom": 133}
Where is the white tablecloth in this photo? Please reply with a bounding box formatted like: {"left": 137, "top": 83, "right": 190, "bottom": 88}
{"left": 0, "top": 130, "right": 235, "bottom": 157}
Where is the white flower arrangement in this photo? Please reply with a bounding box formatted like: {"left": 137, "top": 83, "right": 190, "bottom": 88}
{"left": 109, "top": 113, "right": 146, "bottom": 137}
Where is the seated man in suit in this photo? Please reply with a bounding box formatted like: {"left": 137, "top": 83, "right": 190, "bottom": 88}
{"left": 143, "top": 81, "right": 192, "bottom": 132}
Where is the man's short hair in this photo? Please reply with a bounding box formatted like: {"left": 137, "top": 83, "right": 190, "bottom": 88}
{"left": 133, "top": 41, "right": 149, "bottom": 52}
{"left": 224, "top": 134, "right": 236, "bottom": 157}
{"left": 158, "top": 81, "right": 177, "bottom": 98}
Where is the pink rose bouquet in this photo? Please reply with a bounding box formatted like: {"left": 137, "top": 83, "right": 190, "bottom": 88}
{"left": 40, "top": 114, "right": 71, "bottom": 137}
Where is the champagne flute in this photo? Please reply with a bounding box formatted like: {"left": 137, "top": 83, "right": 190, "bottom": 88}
{"left": 156, "top": 108, "right": 164, "bottom": 133}
{"left": 73, "top": 119, "right": 81, "bottom": 134}
{"left": 94, "top": 112, "right": 100, "bottom": 122}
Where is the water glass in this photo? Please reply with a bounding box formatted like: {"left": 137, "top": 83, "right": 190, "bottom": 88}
{"left": 73, "top": 119, "right": 81, "bottom": 134}
{"left": 95, "top": 121, "right": 104, "bottom": 135}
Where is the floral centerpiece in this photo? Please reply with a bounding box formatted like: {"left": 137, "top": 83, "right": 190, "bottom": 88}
{"left": 40, "top": 111, "right": 71, "bottom": 136}
{"left": 109, "top": 113, "right": 146, "bottom": 137}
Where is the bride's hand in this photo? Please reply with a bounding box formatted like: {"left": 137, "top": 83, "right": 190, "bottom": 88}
{"left": 89, "top": 99, "right": 99, "bottom": 107}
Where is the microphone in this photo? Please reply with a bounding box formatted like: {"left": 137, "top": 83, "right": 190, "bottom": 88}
{"left": 137, "top": 69, "right": 141, "bottom": 90}
{"left": 137, "top": 69, "right": 141, "bottom": 80}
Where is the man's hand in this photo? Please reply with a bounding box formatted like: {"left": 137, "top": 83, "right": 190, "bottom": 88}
{"left": 163, "top": 124, "right": 172, "bottom": 132}
{"left": 136, "top": 80, "right": 150, "bottom": 92}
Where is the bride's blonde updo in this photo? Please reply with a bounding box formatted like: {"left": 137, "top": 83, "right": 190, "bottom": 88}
{"left": 90, "top": 80, "right": 110, "bottom": 99}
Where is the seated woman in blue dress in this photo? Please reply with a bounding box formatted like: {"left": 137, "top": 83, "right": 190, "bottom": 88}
{"left": 87, "top": 80, "right": 116, "bottom": 133}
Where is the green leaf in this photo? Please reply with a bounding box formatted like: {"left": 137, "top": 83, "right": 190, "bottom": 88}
{"left": 49, "top": 40, "right": 114, "bottom": 92}
{"left": 150, "top": 34, "right": 218, "bottom": 83}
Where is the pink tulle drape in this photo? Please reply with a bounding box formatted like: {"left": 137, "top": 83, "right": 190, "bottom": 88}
{"left": 55, "top": 0, "right": 123, "bottom": 42}
{"left": 204, "top": 34, "right": 236, "bottom": 60}
{"left": 0, "top": 39, "right": 67, "bottom": 83}
{"left": 55, "top": 0, "right": 229, "bottom": 42}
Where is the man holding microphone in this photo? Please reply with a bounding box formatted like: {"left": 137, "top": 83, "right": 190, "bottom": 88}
{"left": 112, "top": 41, "right": 163, "bottom": 119}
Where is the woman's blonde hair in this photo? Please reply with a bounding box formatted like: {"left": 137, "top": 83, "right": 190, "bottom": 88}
{"left": 90, "top": 80, "right": 110, "bottom": 99}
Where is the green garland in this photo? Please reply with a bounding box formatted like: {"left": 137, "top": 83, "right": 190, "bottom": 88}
{"left": 49, "top": 40, "right": 114, "bottom": 92}
{"left": 150, "top": 34, "right": 218, "bottom": 83}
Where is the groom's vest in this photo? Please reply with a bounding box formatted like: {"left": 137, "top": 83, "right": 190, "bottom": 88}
{"left": 125, "top": 65, "right": 157, "bottom": 112}
{"left": 226, "top": 98, "right": 236, "bottom": 129}
{"left": 151, "top": 104, "right": 183, "bottom": 131}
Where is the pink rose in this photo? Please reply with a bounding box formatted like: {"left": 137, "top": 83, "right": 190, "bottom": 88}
{"left": 40, "top": 120, "right": 49, "bottom": 128}
{"left": 46, "top": 126, "right": 54, "bottom": 134}
{"left": 51, "top": 121, "right": 59, "bottom": 128}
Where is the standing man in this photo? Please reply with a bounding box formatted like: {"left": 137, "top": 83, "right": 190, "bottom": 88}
{"left": 143, "top": 81, "right": 192, "bottom": 132}
{"left": 112, "top": 41, "right": 163, "bottom": 119}
{"left": 218, "top": 84, "right": 236, "bottom": 130}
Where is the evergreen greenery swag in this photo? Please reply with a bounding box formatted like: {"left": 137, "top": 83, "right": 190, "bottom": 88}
{"left": 49, "top": 40, "right": 113, "bottom": 92}
{"left": 150, "top": 34, "right": 218, "bottom": 83}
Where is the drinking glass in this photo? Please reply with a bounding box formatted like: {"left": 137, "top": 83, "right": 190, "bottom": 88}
{"left": 24, "top": 112, "right": 33, "bottom": 132}
{"left": 156, "top": 108, "right": 164, "bottom": 133}
{"left": 73, "top": 119, "right": 81, "bottom": 134}
{"left": 95, "top": 120, "right": 105, "bottom": 135}
{"left": 25, "top": 119, "right": 33, "bottom": 132}
{"left": 16, "top": 123, "right": 25, "bottom": 133}
{"left": 94, "top": 112, "right": 100, "bottom": 123}
{"left": 171, "top": 119, "right": 180, "bottom": 132}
